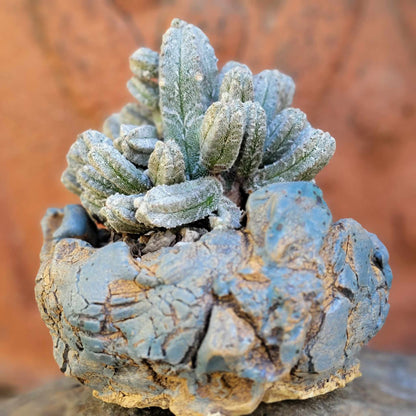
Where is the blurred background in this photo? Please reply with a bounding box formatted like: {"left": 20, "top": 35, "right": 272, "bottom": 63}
{"left": 0, "top": 0, "right": 415, "bottom": 397}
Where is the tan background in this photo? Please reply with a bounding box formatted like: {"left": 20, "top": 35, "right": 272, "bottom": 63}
{"left": 0, "top": 0, "right": 415, "bottom": 394}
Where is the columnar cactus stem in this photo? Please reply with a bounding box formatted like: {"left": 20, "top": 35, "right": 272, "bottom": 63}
{"left": 159, "top": 18, "right": 218, "bottom": 178}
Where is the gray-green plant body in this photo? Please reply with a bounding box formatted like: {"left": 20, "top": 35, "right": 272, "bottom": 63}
{"left": 62, "top": 18, "right": 336, "bottom": 235}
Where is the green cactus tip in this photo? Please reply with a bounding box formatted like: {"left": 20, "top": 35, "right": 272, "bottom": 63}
{"left": 61, "top": 18, "right": 336, "bottom": 236}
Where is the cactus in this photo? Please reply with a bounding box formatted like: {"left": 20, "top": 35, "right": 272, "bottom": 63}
{"left": 114, "top": 124, "right": 160, "bottom": 167}
{"left": 147, "top": 140, "right": 186, "bottom": 186}
{"left": 135, "top": 177, "right": 223, "bottom": 229}
{"left": 62, "top": 18, "right": 336, "bottom": 235}
{"left": 199, "top": 100, "right": 245, "bottom": 173}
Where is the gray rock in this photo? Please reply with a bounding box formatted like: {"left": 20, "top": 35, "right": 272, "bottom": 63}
{"left": 4, "top": 350, "right": 415, "bottom": 416}
{"left": 35, "top": 182, "right": 392, "bottom": 416}
{"left": 179, "top": 227, "right": 207, "bottom": 243}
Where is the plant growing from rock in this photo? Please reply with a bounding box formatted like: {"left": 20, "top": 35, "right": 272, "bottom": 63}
{"left": 61, "top": 18, "right": 335, "bottom": 234}
{"left": 36, "top": 18, "right": 392, "bottom": 416}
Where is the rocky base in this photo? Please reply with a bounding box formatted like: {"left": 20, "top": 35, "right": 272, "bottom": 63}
{"left": 35, "top": 182, "right": 393, "bottom": 415}
{"left": 3, "top": 350, "right": 416, "bottom": 416}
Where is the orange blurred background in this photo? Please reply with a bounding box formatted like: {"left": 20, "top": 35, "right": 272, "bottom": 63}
{"left": 0, "top": 0, "right": 415, "bottom": 395}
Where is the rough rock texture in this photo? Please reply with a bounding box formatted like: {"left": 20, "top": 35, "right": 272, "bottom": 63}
{"left": 3, "top": 349, "right": 416, "bottom": 416}
{"left": 1, "top": 0, "right": 415, "bottom": 393}
{"left": 35, "top": 182, "right": 392, "bottom": 416}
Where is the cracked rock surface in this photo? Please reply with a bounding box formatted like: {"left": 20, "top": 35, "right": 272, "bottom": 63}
{"left": 4, "top": 350, "right": 416, "bottom": 416}
{"left": 35, "top": 182, "right": 392, "bottom": 416}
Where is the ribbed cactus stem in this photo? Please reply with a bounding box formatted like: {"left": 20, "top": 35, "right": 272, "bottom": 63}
{"left": 61, "top": 18, "right": 336, "bottom": 235}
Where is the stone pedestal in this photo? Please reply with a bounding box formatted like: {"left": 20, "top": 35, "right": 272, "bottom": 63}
{"left": 2, "top": 350, "right": 415, "bottom": 416}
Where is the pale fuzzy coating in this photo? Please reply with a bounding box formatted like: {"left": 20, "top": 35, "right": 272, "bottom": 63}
{"left": 87, "top": 142, "right": 151, "bottom": 194}
{"left": 119, "top": 103, "right": 154, "bottom": 126}
{"left": 125, "top": 138, "right": 159, "bottom": 154}
{"left": 148, "top": 140, "right": 186, "bottom": 186}
{"left": 199, "top": 100, "right": 245, "bottom": 173}
{"left": 234, "top": 101, "right": 267, "bottom": 178}
{"left": 129, "top": 47, "right": 159, "bottom": 80}
{"left": 68, "top": 130, "right": 113, "bottom": 168}
{"left": 76, "top": 165, "right": 124, "bottom": 199}
{"left": 61, "top": 169, "right": 81, "bottom": 196}
{"left": 116, "top": 125, "right": 159, "bottom": 167}
{"left": 114, "top": 124, "right": 139, "bottom": 151}
{"left": 120, "top": 140, "right": 159, "bottom": 168}
{"left": 79, "top": 191, "right": 107, "bottom": 221}
{"left": 263, "top": 108, "right": 308, "bottom": 165}
{"left": 126, "top": 125, "right": 158, "bottom": 141}
{"left": 127, "top": 138, "right": 159, "bottom": 153}
{"left": 127, "top": 47, "right": 159, "bottom": 110}
{"left": 251, "top": 128, "right": 336, "bottom": 189}
{"left": 100, "top": 193, "right": 147, "bottom": 234}
{"left": 127, "top": 77, "right": 159, "bottom": 111}
{"left": 125, "top": 125, "right": 158, "bottom": 154}
{"left": 159, "top": 18, "right": 218, "bottom": 178}
{"left": 102, "top": 113, "right": 121, "bottom": 140}
{"left": 134, "top": 177, "right": 222, "bottom": 228}
{"left": 61, "top": 19, "right": 337, "bottom": 235}
{"left": 253, "top": 69, "right": 295, "bottom": 121}
{"left": 214, "top": 61, "right": 247, "bottom": 101}
{"left": 118, "top": 103, "right": 163, "bottom": 138}
{"left": 219, "top": 65, "right": 254, "bottom": 103}
{"left": 62, "top": 130, "right": 113, "bottom": 195}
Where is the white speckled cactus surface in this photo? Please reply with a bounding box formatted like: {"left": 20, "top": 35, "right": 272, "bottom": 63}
{"left": 36, "top": 18, "right": 392, "bottom": 416}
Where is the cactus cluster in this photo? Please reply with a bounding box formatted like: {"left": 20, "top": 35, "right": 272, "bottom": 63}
{"left": 62, "top": 18, "right": 335, "bottom": 234}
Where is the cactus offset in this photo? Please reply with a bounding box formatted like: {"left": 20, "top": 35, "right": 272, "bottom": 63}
{"left": 62, "top": 18, "right": 336, "bottom": 234}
